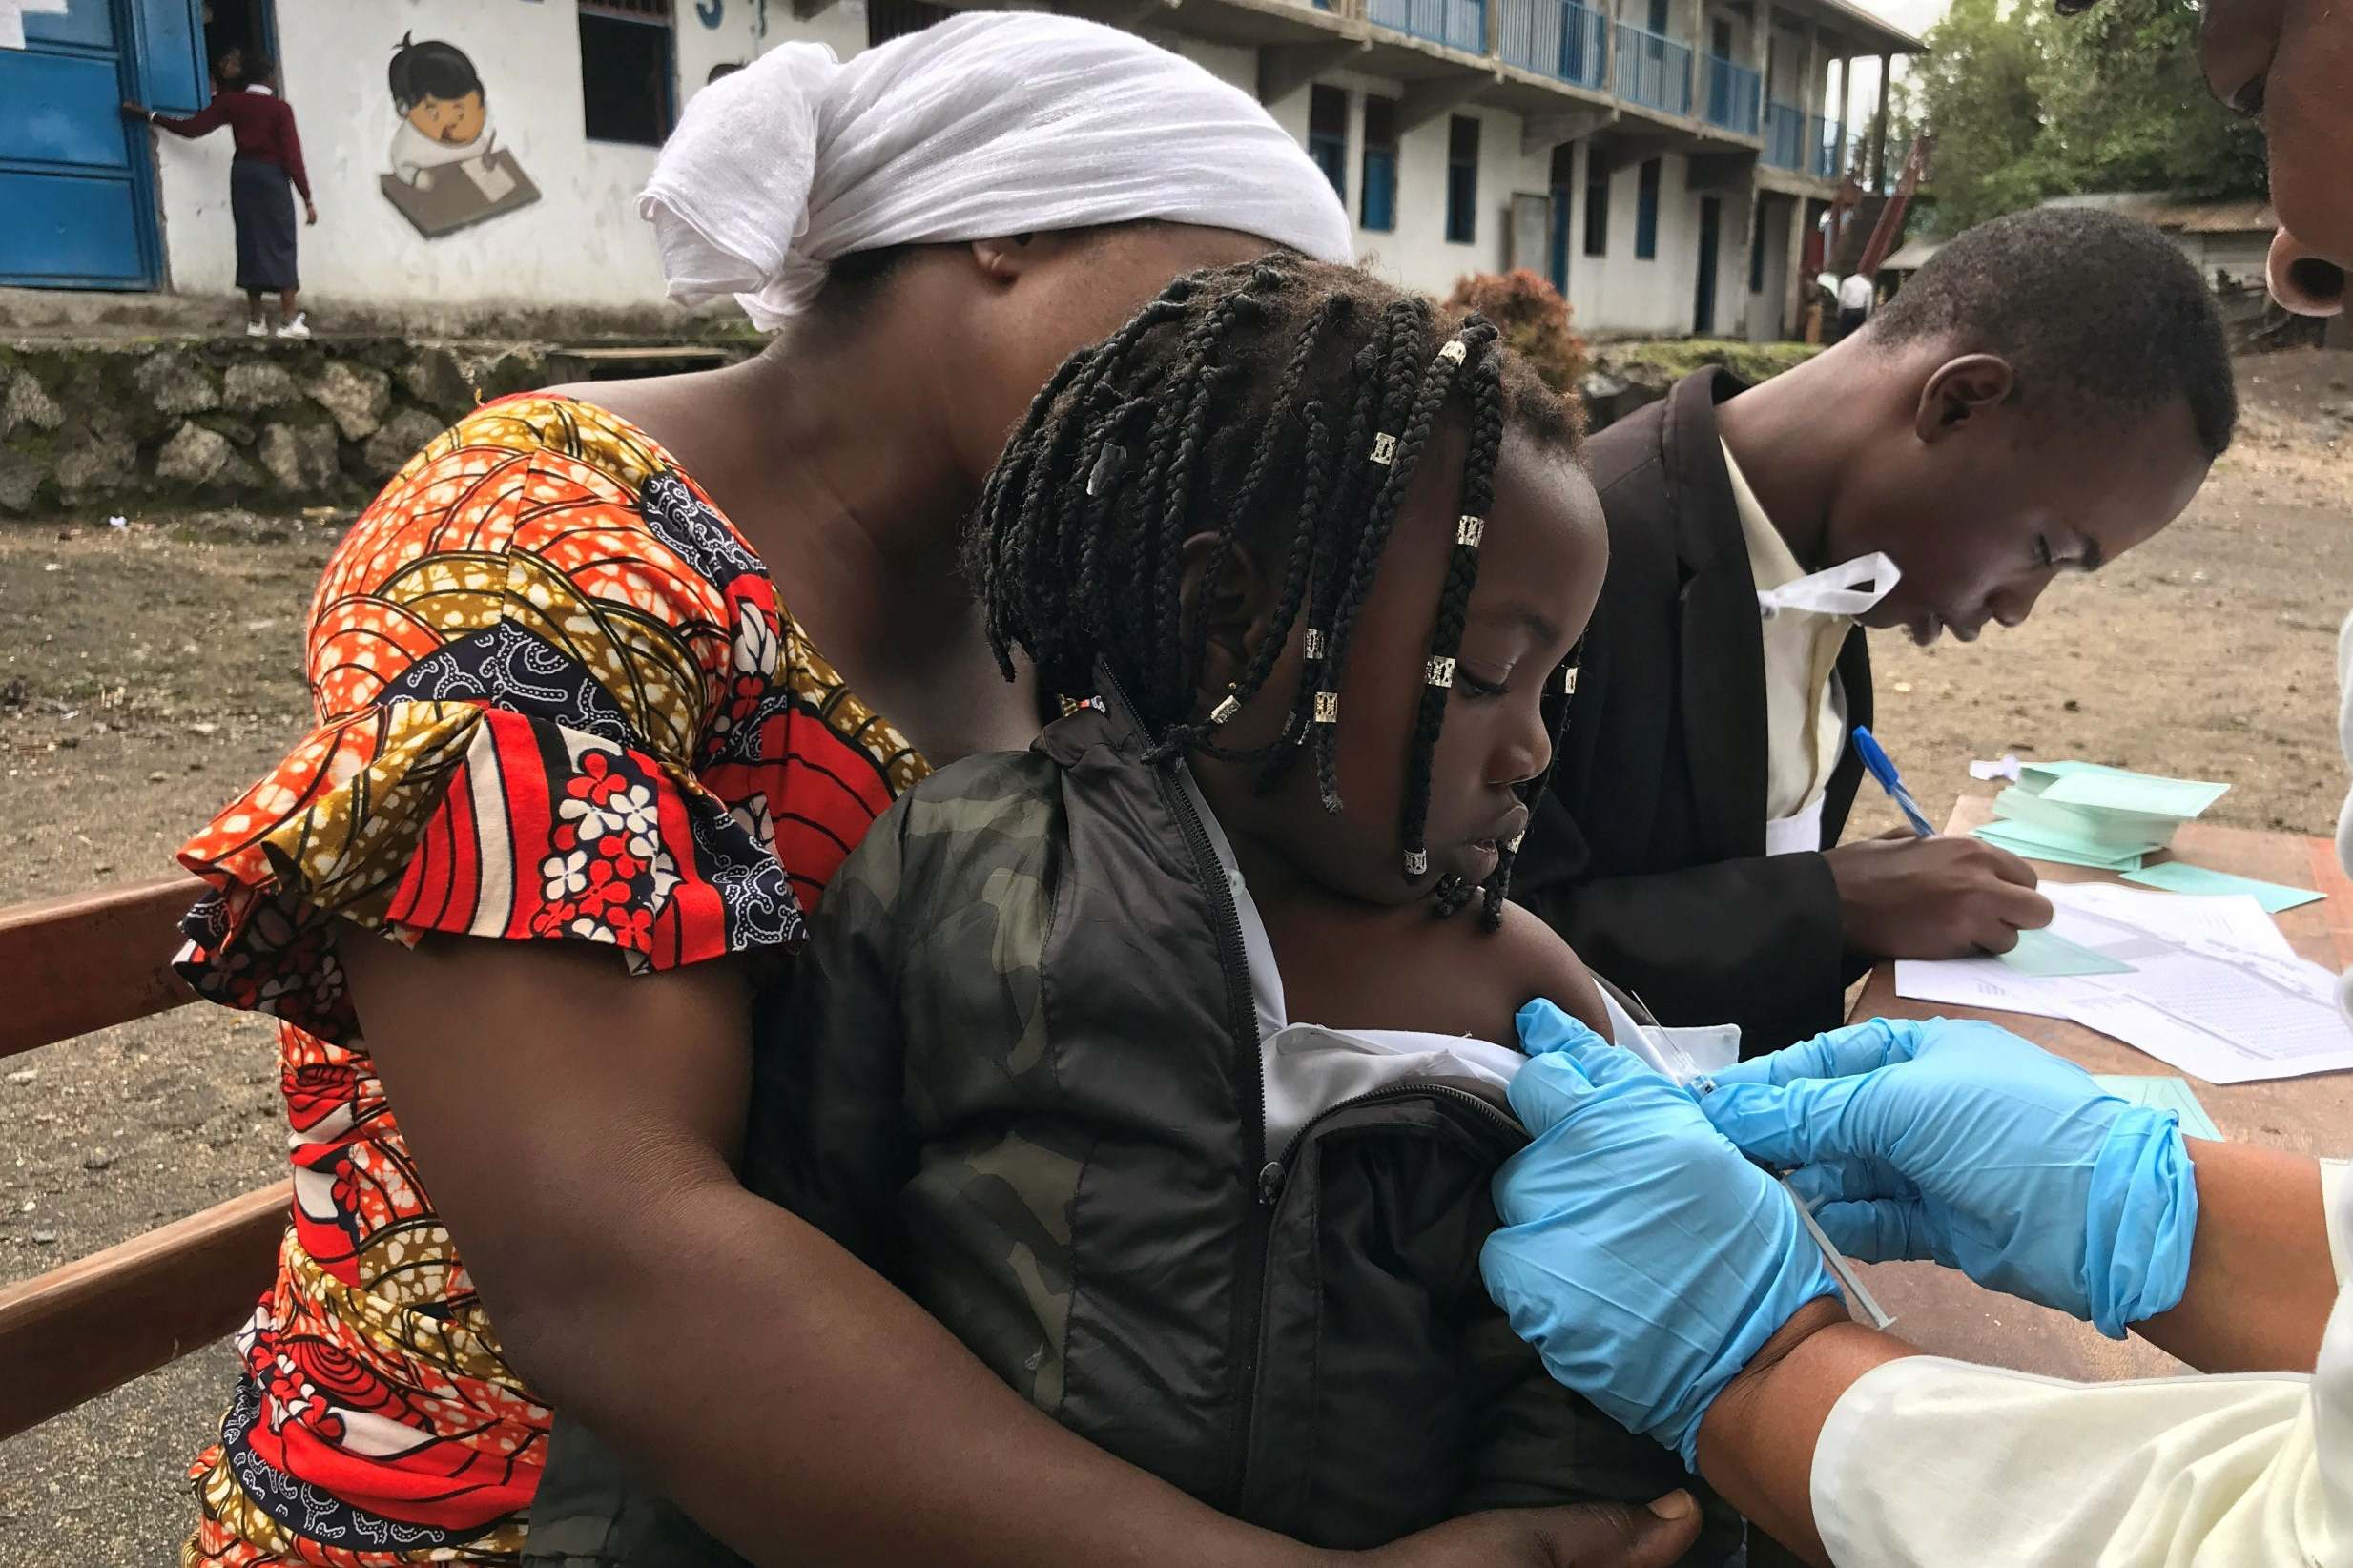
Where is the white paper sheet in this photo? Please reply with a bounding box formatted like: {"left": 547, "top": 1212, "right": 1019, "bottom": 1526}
{"left": 1894, "top": 883, "right": 2353, "bottom": 1083}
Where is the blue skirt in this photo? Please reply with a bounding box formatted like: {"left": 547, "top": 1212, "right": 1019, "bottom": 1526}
{"left": 230, "top": 157, "right": 298, "bottom": 293}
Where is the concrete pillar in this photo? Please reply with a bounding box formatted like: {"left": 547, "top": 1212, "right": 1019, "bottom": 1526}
{"left": 1800, "top": 21, "right": 1821, "bottom": 119}
{"left": 1782, "top": 191, "right": 1809, "bottom": 337}
{"left": 1834, "top": 52, "right": 1851, "bottom": 174}
{"left": 1870, "top": 51, "right": 1890, "bottom": 188}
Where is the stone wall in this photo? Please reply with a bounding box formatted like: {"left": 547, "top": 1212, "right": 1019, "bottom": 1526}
{"left": 0, "top": 338, "right": 742, "bottom": 518}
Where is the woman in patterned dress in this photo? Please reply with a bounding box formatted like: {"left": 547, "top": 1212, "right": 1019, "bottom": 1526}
{"left": 167, "top": 18, "right": 1380, "bottom": 1566}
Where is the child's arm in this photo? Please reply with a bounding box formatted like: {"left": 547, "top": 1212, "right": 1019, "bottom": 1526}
{"left": 1480, "top": 900, "right": 1615, "bottom": 1046}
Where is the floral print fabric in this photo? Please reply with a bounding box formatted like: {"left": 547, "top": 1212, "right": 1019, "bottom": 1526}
{"left": 173, "top": 396, "right": 925, "bottom": 1564}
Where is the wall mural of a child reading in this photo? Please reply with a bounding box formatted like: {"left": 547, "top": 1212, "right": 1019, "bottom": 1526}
{"left": 380, "top": 33, "right": 541, "bottom": 238}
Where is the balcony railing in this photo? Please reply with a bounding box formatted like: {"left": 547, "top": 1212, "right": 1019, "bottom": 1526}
{"left": 1613, "top": 22, "right": 1692, "bottom": 116}
{"left": 1809, "top": 113, "right": 1847, "bottom": 180}
{"left": 1368, "top": 0, "right": 1488, "bottom": 53}
{"left": 1703, "top": 55, "right": 1760, "bottom": 135}
{"left": 1496, "top": 0, "right": 1609, "bottom": 91}
{"left": 1762, "top": 100, "right": 1804, "bottom": 168}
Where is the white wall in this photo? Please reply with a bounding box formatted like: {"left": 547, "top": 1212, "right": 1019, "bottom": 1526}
{"left": 1767, "top": 24, "right": 1808, "bottom": 102}
{"left": 156, "top": 0, "right": 684, "bottom": 309}
{"left": 2178, "top": 231, "right": 2271, "bottom": 292}
{"left": 1349, "top": 98, "right": 1527, "bottom": 294}
{"left": 1177, "top": 37, "right": 1261, "bottom": 97}
{"left": 141, "top": 0, "right": 1743, "bottom": 336}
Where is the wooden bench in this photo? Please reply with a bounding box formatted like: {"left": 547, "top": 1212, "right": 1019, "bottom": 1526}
{"left": 0, "top": 877, "right": 287, "bottom": 1441}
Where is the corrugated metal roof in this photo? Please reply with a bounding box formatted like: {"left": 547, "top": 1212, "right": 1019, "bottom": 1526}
{"left": 2039, "top": 194, "right": 2276, "bottom": 234}
{"left": 1880, "top": 237, "right": 1941, "bottom": 271}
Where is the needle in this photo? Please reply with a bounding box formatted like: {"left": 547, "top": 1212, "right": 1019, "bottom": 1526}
{"left": 1783, "top": 1174, "right": 1896, "bottom": 1331}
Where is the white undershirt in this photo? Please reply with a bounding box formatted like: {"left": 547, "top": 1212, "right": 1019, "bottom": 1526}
{"left": 1170, "top": 764, "right": 1739, "bottom": 1153}
{"left": 1723, "top": 441, "right": 1890, "bottom": 856}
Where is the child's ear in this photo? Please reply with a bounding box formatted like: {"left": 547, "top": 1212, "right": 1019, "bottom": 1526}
{"left": 1177, "top": 530, "right": 1278, "bottom": 691}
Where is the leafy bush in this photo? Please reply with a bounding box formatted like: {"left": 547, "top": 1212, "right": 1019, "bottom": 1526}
{"left": 1443, "top": 270, "right": 1590, "bottom": 396}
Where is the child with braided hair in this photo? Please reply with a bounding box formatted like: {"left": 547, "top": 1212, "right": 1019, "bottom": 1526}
{"left": 967, "top": 255, "right": 1618, "bottom": 1046}
{"left": 523, "top": 257, "right": 1739, "bottom": 1565}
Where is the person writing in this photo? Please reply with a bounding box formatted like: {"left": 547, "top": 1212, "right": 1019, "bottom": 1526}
{"left": 1513, "top": 211, "right": 2234, "bottom": 1051}
{"left": 124, "top": 47, "right": 316, "bottom": 339}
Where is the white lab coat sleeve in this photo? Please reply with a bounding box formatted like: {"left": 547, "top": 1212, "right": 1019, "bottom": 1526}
{"left": 1812, "top": 1160, "right": 2353, "bottom": 1567}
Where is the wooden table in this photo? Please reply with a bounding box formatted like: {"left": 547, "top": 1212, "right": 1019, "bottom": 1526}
{"left": 1842, "top": 795, "right": 2353, "bottom": 1380}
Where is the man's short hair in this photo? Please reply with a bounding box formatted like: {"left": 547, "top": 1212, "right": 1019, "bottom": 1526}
{"left": 1866, "top": 207, "right": 2238, "bottom": 457}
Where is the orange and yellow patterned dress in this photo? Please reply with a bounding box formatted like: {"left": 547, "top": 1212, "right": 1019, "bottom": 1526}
{"left": 173, "top": 397, "right": 928, "bottom": 1565}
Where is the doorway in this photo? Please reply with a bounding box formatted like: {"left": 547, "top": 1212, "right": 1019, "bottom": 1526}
{"left": 1547, "top": 142, "right": 1575, "bottom": 297}
{"left": 1693, "top": 195, "right": 1722, "bottom": 335}
{"left": 0, "top": 0, "right": 204, "bottom": 289}
{"left": 202, "top": 0, "right": 277, "bottom": 87}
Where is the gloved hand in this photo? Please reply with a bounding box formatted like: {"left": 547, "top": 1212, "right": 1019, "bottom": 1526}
{"left": 1482, "top": 1000, "right": 1840, "bottom": 1470}
{"left": 1699, "top": 1016, "right": 2198, "bottom": 1338}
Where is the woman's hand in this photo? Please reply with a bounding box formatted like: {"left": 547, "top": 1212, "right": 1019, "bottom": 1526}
{"left": 304, "top": 199, "right": 319, "bottom": 226}
{"left": 1481, "top": 1001, "right": 1841, "bottom": 1468}
{"left": 121, "top": 100, "right": 151, "bottom": 119}
{"left": 1356, "top": 1496, "right": 1703, "bottom": 1568}
{"left": 1698, "top": 1017, "right": 2198, "bottom": 1336}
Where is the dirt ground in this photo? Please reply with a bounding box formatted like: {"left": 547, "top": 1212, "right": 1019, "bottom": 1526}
{"left": 3, "top": 351, "right": 2350, "bottom": 1565}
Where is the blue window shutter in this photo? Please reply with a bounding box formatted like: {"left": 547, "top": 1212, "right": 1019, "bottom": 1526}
{"left": 131, "top": 0, "right": 209, "bottom": 116}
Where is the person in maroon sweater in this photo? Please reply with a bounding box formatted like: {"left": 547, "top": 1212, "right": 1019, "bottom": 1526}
{"left": 125, "top": 48, "right": 318, "bottom": 338}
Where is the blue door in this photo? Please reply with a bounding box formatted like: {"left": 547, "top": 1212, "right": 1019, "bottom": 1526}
{"left": 1, "top": 0, "right": 208, "bottom": 288}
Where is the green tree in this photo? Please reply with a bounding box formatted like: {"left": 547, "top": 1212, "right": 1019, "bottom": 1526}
{"left": 2033, "top": 0, "right": 2266, "bottom": 199}
{"left": 1901, "top": 0, "right": 2055, "bottom": 234}
{"left": 1901, "top": 0, "right": 2264, "bottom": 237}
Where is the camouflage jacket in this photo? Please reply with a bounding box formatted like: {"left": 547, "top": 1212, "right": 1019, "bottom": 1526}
{"left": 523, "top": 691, "right": 1735, "bottom": 1565}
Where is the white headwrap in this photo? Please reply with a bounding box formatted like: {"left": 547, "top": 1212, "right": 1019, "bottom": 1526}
{"left": 639, "top": 11, "right": 1353, "bottom": 329}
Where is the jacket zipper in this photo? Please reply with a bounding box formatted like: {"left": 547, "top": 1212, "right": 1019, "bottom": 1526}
{"left": 1271, "top": 1080, "right": 1523, "bottom": 1172}
{"left": 1121, "top": 676, "right": 1270, "bottom": 1516}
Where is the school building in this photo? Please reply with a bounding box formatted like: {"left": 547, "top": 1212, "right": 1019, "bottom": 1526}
{"left": 1, "top": 0, "right": 1916, "bottom": 340}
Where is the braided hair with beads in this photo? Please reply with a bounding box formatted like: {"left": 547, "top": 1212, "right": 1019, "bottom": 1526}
{"left": 965, "top": 258, "right": 1584, "bottom": 928}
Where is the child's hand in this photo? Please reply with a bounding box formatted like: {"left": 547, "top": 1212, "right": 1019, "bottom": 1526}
{"left": 1352, "top": 1493, "right": 1702, "bottom": 1567}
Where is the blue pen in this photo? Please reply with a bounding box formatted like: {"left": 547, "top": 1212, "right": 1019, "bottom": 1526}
{"left": 1852, "top": 725, "right": 1936, "bottom": 837}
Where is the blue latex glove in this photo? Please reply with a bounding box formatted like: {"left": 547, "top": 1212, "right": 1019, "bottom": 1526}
{"left": 1699, "top": 1017, "right": 2198, "bottom": 1338}
{"left": 1482, "top": 999, "right": 1841, "bottom": 1470}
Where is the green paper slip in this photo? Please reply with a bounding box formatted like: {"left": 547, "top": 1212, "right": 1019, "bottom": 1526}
{"left": 2091, "top": 1075, "right": 2224, "bottom": 1141}
{"left": 1998, "top": 928, "right": 2136, "bottom": 976}
{"left": 1972, "top": 822, "right": 2147, "bottom": 873}
{"left": 1992, "top": 787, "right": 2185, "bottom": 847}
{"left": 2120, "top": 860, "right": 2325, "bottom": 913}
{"left": 2019, "top": 761, "right": 2229, "bottom": 819}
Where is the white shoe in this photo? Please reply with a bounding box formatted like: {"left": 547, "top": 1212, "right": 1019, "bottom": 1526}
{"left": 275, "top": 313, "right": 312, "bottom": 340}
{"left": 244, "top": 320, "right": 267, "bottom": 337}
